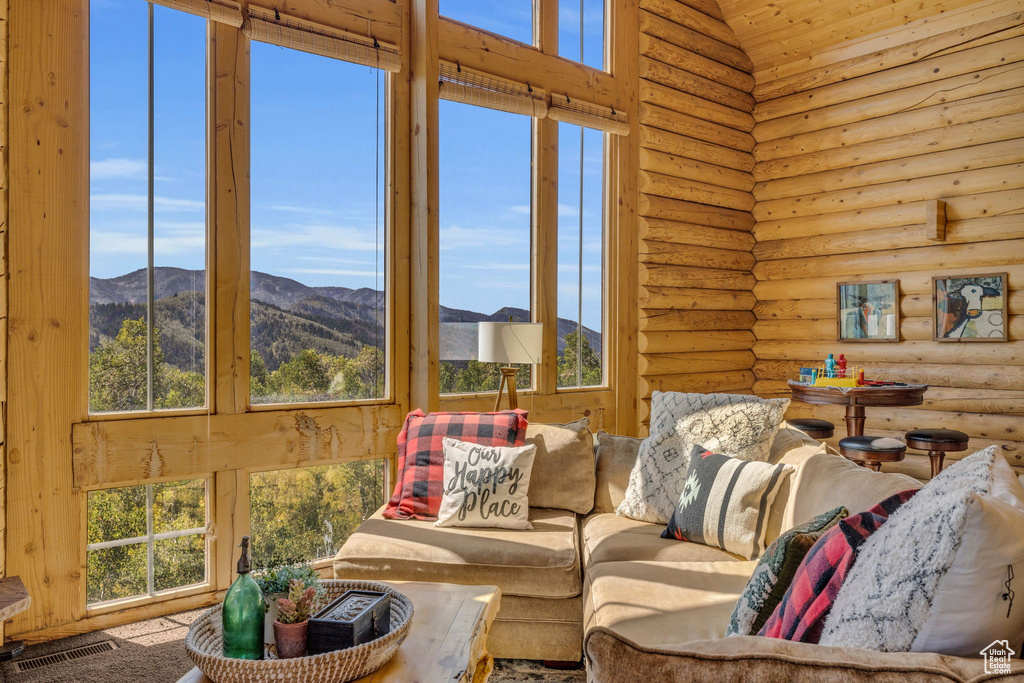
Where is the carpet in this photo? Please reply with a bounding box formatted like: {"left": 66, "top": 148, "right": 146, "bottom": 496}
{"left": 1, "top": 610, "right": 585, "bottom": 683}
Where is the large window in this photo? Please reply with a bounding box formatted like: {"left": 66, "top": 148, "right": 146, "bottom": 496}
{"left": 249, "top": 43, "right": 388, "bottom": 406}
{"left": 438, "top": 102, "right": 533, "bottom": 394}
{"left": 440, "top": 0, "right": 534, "bottom": 45}
{"left": 558, "top": 123, "right": 605, "bottom": 388}
{"left": 249, "top": 460, "right": 387, "bottom": 570}
{"left": 89, "top": 1, "right": 208, "bottom": 414}
{"left": 560, "top": 0, "right": 606, "bottom": 70}
{"left": 87, "top": 480, "right": 208, "bottom": 605}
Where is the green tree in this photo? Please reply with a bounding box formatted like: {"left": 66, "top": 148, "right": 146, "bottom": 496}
{"left": 89, "top": 318, "right": 167, "bottom": 412}
{"left": 269, "top": 349, "right": 332, "bottom": 398}
{"left": 250, "top": 350, "right": 269, "bottom": 397}
{"left": 558, "top": 330, "right": 602, "bottom": 387}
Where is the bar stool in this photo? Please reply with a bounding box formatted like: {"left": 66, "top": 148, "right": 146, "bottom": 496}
{"left": 838, "top": 436, "right": 907, "bottom": 472}
{"left": 905, "top": 428, "right": 970, "bottom": 478}
{"left": 786, "top": 418, "right": 836, "bottom": 440}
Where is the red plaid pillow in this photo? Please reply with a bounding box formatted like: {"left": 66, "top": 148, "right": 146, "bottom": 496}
{"left": 382, "top": 409, "right": 529, "bottom": 520}
{"left": 757, "top": 489, "right": 918, "bottom": 643}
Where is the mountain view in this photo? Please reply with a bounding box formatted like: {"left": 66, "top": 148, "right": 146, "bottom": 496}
{"left": 88, "top": 267, "right": 603, "bottom": 411}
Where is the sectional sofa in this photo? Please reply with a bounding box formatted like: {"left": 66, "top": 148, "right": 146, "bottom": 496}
{"left": 333, "top": 420, "right": 1024, "bottom": 681}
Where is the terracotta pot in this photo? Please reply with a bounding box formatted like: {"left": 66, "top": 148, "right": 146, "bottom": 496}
{"left": 273, "top": 619, "right": 308, "bottom": 659}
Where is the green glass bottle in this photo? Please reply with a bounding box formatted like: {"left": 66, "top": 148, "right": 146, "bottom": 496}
{"left": 222, "top": 536, "right": 265, "bottom": 660}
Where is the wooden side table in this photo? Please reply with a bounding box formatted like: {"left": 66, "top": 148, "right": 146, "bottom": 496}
{"left": 788, "top": 382, "right": 928, "bottom": 437}
{"left": 178, "top": 581, "right": 501, "bottom": 683}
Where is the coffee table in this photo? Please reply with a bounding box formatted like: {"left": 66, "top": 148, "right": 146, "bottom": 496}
{"left": 177, "top": 581, "right": 501, "bottom": 683}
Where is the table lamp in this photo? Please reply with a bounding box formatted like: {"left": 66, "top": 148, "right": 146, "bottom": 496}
{"left": 478, "top": 321, "right": 543, "bottom": 411}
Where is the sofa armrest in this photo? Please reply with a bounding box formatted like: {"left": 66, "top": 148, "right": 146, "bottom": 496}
{"left": 585, "top": 628, "right": 1022, "bottom": 682}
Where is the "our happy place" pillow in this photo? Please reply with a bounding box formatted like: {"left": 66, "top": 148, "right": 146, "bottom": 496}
{"left": 435, "top": 437, "right": 537, "bottom": 529}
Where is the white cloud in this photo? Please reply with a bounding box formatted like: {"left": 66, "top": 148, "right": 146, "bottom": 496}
{"left": 90, "top": 229, "right": 205, "bottom": 255}
{"left": 91, "top": 193, "right": 205, "bottom": 212}
{"left": 285, "top": 268, "right": 380, "bottom": 277}
{"left": 250, "top": 224, "right": 381, "bottom": 251}
{"left": 261, "top": 204, "right": 339, "bottom": 217}
{"left": 90, "top": 158, "right": 147, "bottom": 179}
{"left": 439, "top": 225, "right": 527, "bottom": 250}
{"left": 461, "top": 263, "right": 530, "bottom": 271}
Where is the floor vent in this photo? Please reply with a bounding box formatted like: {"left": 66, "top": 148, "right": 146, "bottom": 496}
{"left": 11, "top": 640, "right": 119, "bottom": 673}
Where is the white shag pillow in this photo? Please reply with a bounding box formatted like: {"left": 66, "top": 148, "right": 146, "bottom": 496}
{"left": 435, "top": 437, "right": 537, "bottom": 530}
{"left": 820, "top": 446, "right": 1024, "bottom": 655}
{"left": 617, "top": 392, "right": 790, "bottom": 523}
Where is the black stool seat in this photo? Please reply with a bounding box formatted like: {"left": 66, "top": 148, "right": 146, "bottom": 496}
{"left": 905, "top": 429, "right": 969, "bottom": 478}
{"left": 786, "top": 418, "right": 835, "bottom": 440}
{"left": 905, "top": 428, "right": 969, "bottom": 445}
{"left": 838, "top": 436, "right": 906, "bottom": 472}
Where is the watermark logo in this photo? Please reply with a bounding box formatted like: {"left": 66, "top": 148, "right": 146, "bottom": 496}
{"left": 981, "top": 640, "right": 1015, "bottom": 675}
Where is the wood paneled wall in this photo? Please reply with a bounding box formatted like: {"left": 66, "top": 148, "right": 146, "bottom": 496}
{"left": 746, "top": 0, "right": 1024, "bottom": 477}
{"left": 636, "top": 0, "right": 757, "bottom": 428}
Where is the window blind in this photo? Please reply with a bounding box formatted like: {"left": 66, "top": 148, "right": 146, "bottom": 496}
{"left": 548, "top": 95, "right": 629, "bottom": 135}
{"left": 147, "top": 0, "right": 243, "bottom": 27}
{"left": 438, "top": 62, "right": 548, "bottom": 119}
{"left": 242, "top": 7, "right": 401, "bottom": 73}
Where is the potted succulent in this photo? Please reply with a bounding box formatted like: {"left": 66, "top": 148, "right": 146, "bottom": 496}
{"left": 254, "top": 563, "right": 325, "bottom": 645}
{"left": 274, "top": 579, "right": 318, "bottom": 659}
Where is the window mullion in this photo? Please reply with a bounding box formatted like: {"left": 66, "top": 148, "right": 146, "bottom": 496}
{"left": 146, "top": 483, "right": 156, "bottom": 596}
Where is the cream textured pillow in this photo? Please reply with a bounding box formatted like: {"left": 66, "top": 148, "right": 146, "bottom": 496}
{"left": 617, "top": 392, "right": 790, "bottom": 523}
{"left": 435, "top": 438, "right": 537, "bottom": 529}
{"left": 594, "top": 431, "right": 642, "bottom": 514}
{"left": 525, "top": 418, "right": 595, "bottom": 514}
{"left": 821, "top": 446, "right": 1024, "bottom": 655}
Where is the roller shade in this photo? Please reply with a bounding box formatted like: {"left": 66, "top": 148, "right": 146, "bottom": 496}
{"left": 148, "top": 0, "right": 243, "bottom": 27}
{"left": 548, "top": 94, "right": 629, "bottom": 135}
{"left": 242, "top": 7, "right": 401, "bottom": 73}
{"left": 438, "top": 62, "right": 548, "bottom": 118}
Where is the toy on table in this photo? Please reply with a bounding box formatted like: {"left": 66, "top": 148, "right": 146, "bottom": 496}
{"left": 837, "top": 354, "right": 847, "bottom": 378}
{"left": 809, "top": 353, "right": 864, "bottom": 387}
{"left": 825, "top": 354, "right": 836, "bottom": 378}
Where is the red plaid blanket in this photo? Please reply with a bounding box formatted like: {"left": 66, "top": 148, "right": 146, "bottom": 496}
{"left": 382, "top": 409, "right": 529, "bottom": 520}
{"left": 758, "top": 488, "right": 918, "bottom": 643}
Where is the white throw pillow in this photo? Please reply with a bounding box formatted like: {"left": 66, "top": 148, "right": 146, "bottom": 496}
{"left": 435, "top": 437, "right": 537, "bottom": 530}
{"left": 820, "top": 446, "right": 1024, "bottom": 654}
{"left": 617, "top": 392, "right": 790, "bottom": 523}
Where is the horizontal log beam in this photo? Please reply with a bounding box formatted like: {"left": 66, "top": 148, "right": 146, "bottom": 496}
{"left": 640, "top": 193, "right": 755, "bottom": 229}
{"left": 72, "top": 404, "right": 406, "bottom": 489}
{"left": 641, "top": 239, "right": 756, "bottom": 270}
{"left": 640, "top": 0, "right": 742, "bottom": 49}
{"left": 639, "top": 329, "right": 755, "bottom": 354}
{"left": 641, "top": 57, "right": 755, "bottom": 112}
{"left": 640, "top": 79, "right": 755, "bottom": 132}
{"left": 639, "top": 217, "right": 756, "bottom": 250}
{"left": 753, "top": 37, "right": 1024, "bottom": 122}
{"left": 640, "top": 126, "right": 755, "bottom": 172}
{"left": 640, "top": 369, "right": 755, "bottom": 396}
{"left": 754, "top": 291, "right": 1024, "bottom": 320}
{"left": 641, "top": 170, "right": 755, "bottom": 212}
{"left": 754, "top": 339, "right": 1021, "bottom": 366}
{"left": 753, "top": 359, "right": 1024, "bottom": 391}
{"left": 639, "top": 9, "right": 753, "bottom": 72}
{"left": 641, "top": 262, "right": 758, "bottom": 290}
{"left": 640, "top": 308, "right": 757, "bottom": 331}
{"left": 640, "top": 148, "right": 755, "bottom": 192}
{"left": 639, "top": 350, "right": 756, "bottom": 375}
{"left": 753, "top": 188, "right": 1024, "bottom": 242}
{"left": 640, "top": 33, "right": 754, "bottom": 93}
{"left": 753, "top": 238, "right": 1024, "bottom": 281}
{"left": 639, "top": 285, "right": 756, "bottom": 310}
{"left": 641, "top": 103, "right": 756, "bottom": 153}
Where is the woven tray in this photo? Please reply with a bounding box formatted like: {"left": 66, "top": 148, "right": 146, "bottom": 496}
{"left": 185, "top": 580, "right": 413, "bottom": 683}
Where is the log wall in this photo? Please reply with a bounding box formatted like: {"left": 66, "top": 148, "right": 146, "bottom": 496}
{"left": 746, "top": 0, "right": 1024, "bottom": 477}
{"left": 637, "top": 0, "right": 758, "bottom": 429}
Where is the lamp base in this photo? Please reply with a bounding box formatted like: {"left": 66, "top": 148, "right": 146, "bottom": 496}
{"left": 494, "top": 367, "right": 520, "bottom": 411}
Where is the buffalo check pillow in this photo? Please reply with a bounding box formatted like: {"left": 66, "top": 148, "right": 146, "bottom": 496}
{"left": 758, "top": 488, "right": 918, "bottom": 643}
{"left": 382, "top": 409, "right": 529, "bottom": 520}
{"left": 661, "top": 445, "right": 794, "bottom": 560}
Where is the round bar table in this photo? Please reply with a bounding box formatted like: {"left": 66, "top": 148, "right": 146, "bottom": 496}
{"left": 788, "top": 381, "right": 928, "bottom": 437}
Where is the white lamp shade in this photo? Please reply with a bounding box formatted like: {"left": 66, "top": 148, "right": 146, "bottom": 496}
{"left": 477, "top": 322, "right": 543, "bottom": 365}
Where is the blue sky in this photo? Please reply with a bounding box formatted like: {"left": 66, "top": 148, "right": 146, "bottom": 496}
{"left": 90, "top": 0, "right": 604, "bottom": 330}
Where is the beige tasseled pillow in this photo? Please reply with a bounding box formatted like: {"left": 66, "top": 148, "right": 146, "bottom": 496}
{"left": 525, "top": 418, "right": 596, "bottom": 514}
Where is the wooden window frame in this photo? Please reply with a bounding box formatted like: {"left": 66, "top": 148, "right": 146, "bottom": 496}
{"left": 6, "top": 0, "right": 637, "bottom": 641}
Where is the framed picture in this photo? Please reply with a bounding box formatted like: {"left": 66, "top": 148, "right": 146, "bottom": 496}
{"left": 836, "top": 280, "right": 900, "bottom": 342}
{"left": 933, "top": 273, "right": 1008, "bottom": 342}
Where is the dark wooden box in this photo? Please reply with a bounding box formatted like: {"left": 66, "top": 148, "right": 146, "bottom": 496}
{"left": 306, "top": 590, "right": 391, "bottom": 655}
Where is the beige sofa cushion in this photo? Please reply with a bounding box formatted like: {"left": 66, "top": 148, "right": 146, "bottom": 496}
{"left": 525, "top": 418, "right": 596, "bottom": 514}
{"left": 582, "top": 513, "right": 744, "bottom": 568}
{"left": 333, "top": 505, "right": 581, "bottom": 599}
{"left": 584, "top": 560, "right": 757, "bottom": 646}
{"left": 594, "top": 431, "right": 642, "bottom": 514}
{"left": 777, "top": 447, "right": 920, "bottom": 531}
{"left": 585, "top": 630, "right": 1019, "bottom": 683}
